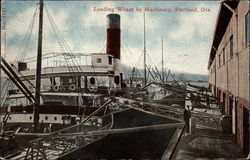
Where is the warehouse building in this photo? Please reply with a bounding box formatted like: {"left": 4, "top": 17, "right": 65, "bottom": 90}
{"left": 208, "top": 0, "right": 249, "bottom": 154}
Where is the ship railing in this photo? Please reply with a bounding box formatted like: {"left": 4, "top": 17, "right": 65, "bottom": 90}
{"left": 16, "top": 118, "right": 113, "bottom": 160}
{"left": 191, "top": 112, "right": 221, "bottom": 130}
{"left": 150, "top": 102, "right": 221, "bottom": 130}
{"left": 15, "top": 122, "right": 112, "bottom": 160}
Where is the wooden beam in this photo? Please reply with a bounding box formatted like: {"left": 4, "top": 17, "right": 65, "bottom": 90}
{"left": 15, "top": 123, "right": 184, "bottom": 138}
{"left": 223, "top": 2, "right": 236, "bottom": 14}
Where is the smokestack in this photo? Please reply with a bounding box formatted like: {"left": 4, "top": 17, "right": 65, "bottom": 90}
{"left": 106, "top": 14, "right": 120, "bottom": 59}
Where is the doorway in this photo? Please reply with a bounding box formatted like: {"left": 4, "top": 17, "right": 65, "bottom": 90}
{"left": 243, "top": 107, "right": 249, "bottom": 154}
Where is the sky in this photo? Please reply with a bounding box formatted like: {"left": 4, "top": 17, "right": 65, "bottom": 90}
{"left": 1, "top": 1, "right": 220, "bottom": 75}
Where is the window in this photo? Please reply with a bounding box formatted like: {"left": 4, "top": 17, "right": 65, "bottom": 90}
{"left": 246, "top": 11, "right": 250, "bottom": 45}
{"left": 230, "top": 36, "right": 233, "bottom": 59}
{"left": 219, "top": 54, "right": 221, "bottom": 67}
{"left": 96, "top": 58, "right": 102, "bottom": 63}
{"left": 108, "top": 56, "right": 112, "bottom": 65}
{"left": 222, "top": 48, "right": 225, "bottom": 64}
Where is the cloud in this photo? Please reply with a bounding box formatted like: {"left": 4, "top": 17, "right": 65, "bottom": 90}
{"left": 120, "top": 37, "right": 211, "bottom": 75}
{"left": 163, "top": 43, "right": 211, "bottom": 74}
{"left": 43, "top": 5, "right": 69, "bottom": 33}
{"left": 5, "top": 47, "right": 19, "bottom": 62}
{"left": 160, "top": 2, "right": 220, "bottom": 74}
{"left": 6, "top": 4, "right": 72, "bottom": 63}
{"left": 7, "top": 7, "right": 38, "bottom": 38}
{"left": 78, "top": 41, "right": 105, "bottom": 54}
{"left": 82, "top": 1, "right": 116, "bottom": 28}
{"left": 7, "top": 4, "right": 69, "bottom": 44}
{"left": 122, "top": 11, "right": 161, "bottom": 35}
{"left": 168, "top": 3, "right": 219, "bottom": 41}
{"left": 82, "top": 1, "right": 160, "bottom": 35}
{"left": 121, "top": 46, "right": 144, "bottom": 69}
{"left": 4, "top": 1, "right": 220, "bottom": 75}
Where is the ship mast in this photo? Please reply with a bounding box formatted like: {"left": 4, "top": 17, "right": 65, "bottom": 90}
{"left": 0, "top": 2, "right": 2, "bottom": 107}
{"left": 34, "top": 0, "right": 44, "bottom": 132}
{"left": 143, "top": 11, "right": 147, "bottom": 86}
{"left": 161, "top": 38, "right": 164, "bottom": 83}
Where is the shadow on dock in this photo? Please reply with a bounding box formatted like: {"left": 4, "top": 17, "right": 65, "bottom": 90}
{"left": 173, "top": 126, "right": 246, "bottom": 160}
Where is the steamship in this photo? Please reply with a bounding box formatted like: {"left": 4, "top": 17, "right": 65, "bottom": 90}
{"left": 0, "top": 1, "right": 185, "bottom": 159}
{"left": 0, "top": 13, "right": 124, "bottom": 133}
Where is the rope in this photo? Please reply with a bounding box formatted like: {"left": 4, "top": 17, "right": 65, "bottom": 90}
{"left": 1, "top": 4, "right": 39, "bottom": 106}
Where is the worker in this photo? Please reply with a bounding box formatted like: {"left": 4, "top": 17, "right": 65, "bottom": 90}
{"left": 184, "top": 105, "right": 191, "bottom": 133}
{"left": 190, "top": 93, "right": 195, "bottom": 110}
{"left": 40, "top": 121, "right": 45, "bottom": 133}
{"left": 48, "top": 123, "right": 52, "bottom": 133}
{"left": 206, "top": 96, "right": 210, "bottom": 111}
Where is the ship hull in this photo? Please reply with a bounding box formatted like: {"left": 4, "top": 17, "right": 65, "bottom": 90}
{"left": 60, "top": 108, "right": 180, "bottom": 159}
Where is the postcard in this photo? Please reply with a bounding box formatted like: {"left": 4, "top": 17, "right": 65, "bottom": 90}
{"left": 0, "top": 0, "right": 249, "bottom": 159}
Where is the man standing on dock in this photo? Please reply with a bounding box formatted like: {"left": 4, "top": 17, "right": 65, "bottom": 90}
{"left": 184, "top": 105, "right": 191, "bottom": 134}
